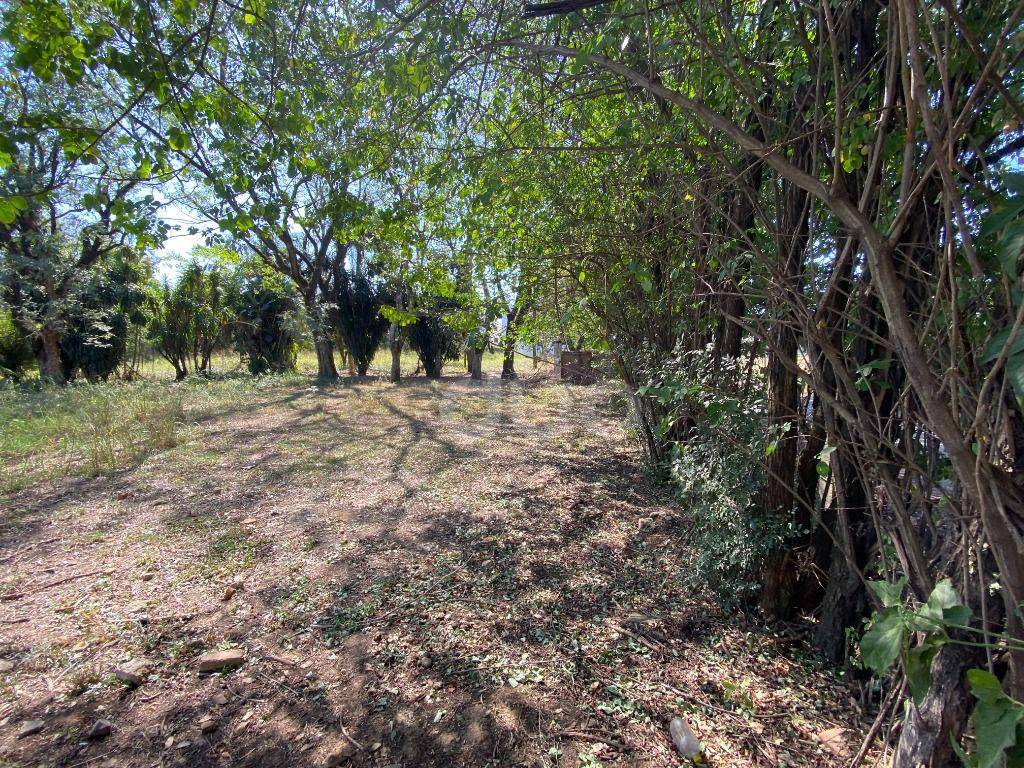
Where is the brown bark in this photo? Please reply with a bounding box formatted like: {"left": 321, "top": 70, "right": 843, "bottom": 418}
{"left": 468, "top": 348, "right": 483, "bottom": 380}
{"left": 314, "top": 336, "right": 338, "bottom": 381}
{"left": 37, "top": 325, "right": 65, "bottom": 384}
{"left": 893, "top": 646, "right": 973, "bottom": 768}
{"left": 758, "top": 126, "right": 812, "bottom": 619}
{"left": 501, "top": 308, "right": 521, "bottom": 380}
{"left": 389, "top": 324, "right": 403, "bottom": 383}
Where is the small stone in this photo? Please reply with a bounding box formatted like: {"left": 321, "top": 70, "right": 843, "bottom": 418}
{"left": 141, "top": 572, "right": 155, "bottom": 582}
{"left": 325, "top": 742, "right": 357, "bottom": 766}
{"left": 197, "top": 649, "right": 245, "bottom": 673}
{"left": 17, "top": 719, "right": 44, "bottom": 739}
{"left": 0, "top": 659, "right": 14, "bottom": 673}
{"left": 199, "top": 716, "right": 217, "bottom": 734}
{"left": 370, "top": 742, "right": 382, "bottom": 752}
{"left": 814, "top": 727, "right": 848, "bottom": 757}
{"left": 417, "top": 656, "right": 432, "bottom": 669}
{"left": 88, "top": 719, "right": 113, "bottom": 740}
{"left": 222, "top": 586, "right": 237, "bottom": 601}
{"left": 164, "top": 736, "right": 174, "bottom": 749}
{"left": 587, "top": 681, "right": 600, "bottom": 692}
{"left": 113, "top": 658, "right": 151, "bottom": 686}
{"left": 212, "top": 692, "right": 230, "bottom": 706}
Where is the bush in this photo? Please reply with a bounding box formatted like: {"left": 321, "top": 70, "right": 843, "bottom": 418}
{"left": 230, "top": 268, "right": 302, "bottom": 375}
{"left": 147, "top": 262, "right": 232, "bottom": 379}
{"left": 334, "top": 270, "right": 389, "bottom": 376}
{"left": 648, "top": 347, "right": 792, "bottom": 607}
{"left": 408, "top": 304, "right": 463, "bottom": 378}
{"left": 0, "top": 310, "right": 33, "bottom": 379}
{"left": 59, "top": 250, "right": 150, "bottom": 382}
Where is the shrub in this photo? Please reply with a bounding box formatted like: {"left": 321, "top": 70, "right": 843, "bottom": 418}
{"left": 147, "top": 262, "right": 232, "bottom": 379}
{"left": 0, "top": 310, "right": 33, "bottom": 380}
{"left": 229, "top": 268, "right": 302, "bottom": 375}
{"left": 646, "top": 347, "right": 791, "bottom": 607}
{"left": 334, "top": 270, "right": 390, "bottom": 376}
{"left": 408, "top": 304, "right": 463, "bottom": 378}
{"left": 59, "top": 250, "right": 150, "bottom": 382}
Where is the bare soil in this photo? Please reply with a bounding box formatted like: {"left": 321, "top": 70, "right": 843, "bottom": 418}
{"left": 1, "top": 371, "right": 868, "bottom": 767}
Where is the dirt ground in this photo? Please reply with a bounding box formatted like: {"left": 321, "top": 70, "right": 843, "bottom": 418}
{"left": 1, "top": 370, "right": 869, "bottom": 767}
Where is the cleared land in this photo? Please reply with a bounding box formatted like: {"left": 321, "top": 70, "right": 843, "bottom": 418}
{"left": 1, "top": 361, "right": 867, "bottom": 767}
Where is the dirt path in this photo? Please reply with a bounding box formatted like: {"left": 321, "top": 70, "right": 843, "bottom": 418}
{"left": 1, "top": 374, "right": 866, "bottom": 767}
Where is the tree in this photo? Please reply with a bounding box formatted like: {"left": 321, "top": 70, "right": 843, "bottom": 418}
{"left": 334, "top": 267, "right": 390, "bottom": 377}
{"left": 0, "top": 45, "right": 165, "bottom": 383}
{"left": 228, "top": 260, "right": 302, "bottom": 376}
{"left": 408, "top": 300, "right": 464, "bottom": 379}
{"left": 147, "top": 262, "right": 231, "bottom": 380}
{"left": 59, "top": 248, "right": 151, "bottom": 382}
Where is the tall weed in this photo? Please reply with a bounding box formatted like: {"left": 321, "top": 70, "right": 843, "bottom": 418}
{"left": 0, "top": 382, "right": 185, "bottom": 491}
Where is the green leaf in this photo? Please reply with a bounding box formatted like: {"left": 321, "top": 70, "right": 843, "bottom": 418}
{"left": 965, "top": 670, "right": 1024, "bottom": 767}
{"left": 982, "top": 326, "right": 1024, "bottom": 364}
{"left": 968, "top": 669, "right": 1007, "bottom": 703}
{"left": 816, "top": 445, "right": 836, "bottom": 477}
{"left": 868, "top": 578, "right": 906, "bottom": 608}
{"left": 906, "top": 644, "right": 936, "bottom": 704}
{"left": 860, "top": 608, "right": 905, "bottom": 673}
{"left": 1000, "top": 220, "right": 1024, "bottom": 281}
{"left": 167, "top": 126, "right": 192, "bottom": 152}
{"left": 0, "top": 195, "right": 28, "bottom": 225}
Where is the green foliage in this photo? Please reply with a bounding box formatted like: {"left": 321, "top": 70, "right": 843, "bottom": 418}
{"left": 961, "top": 670, "right": 1024, "bottom": 768}
{"left": 981, "top": 172, "right": 1024, "bottom": 406}
{"left": 648, "top": 349, "right": 780, "bottom": 606}
{"left": 334, "top": 270, "right": 390, "bottom": 376}
{"left": 0, "top": 309, "right": 32, "bottom": 379}
{"left": 408, "top": 301, "right": 464, "bottom": 378}
{"left": 859, "top": 579, "right": 1024, "bottom": 767}
{"left": 59, "top": 250, "right": 151, "bottom": 382}
{"left": 147, "top": 262, "right": 232, "bottom": 380}
{"left": 229, "top": 264, "right": 302, "bottom": 376}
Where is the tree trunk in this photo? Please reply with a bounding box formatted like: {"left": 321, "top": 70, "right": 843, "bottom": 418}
{"left": 758, "top": 132, "right": 811, "bottom": 619}
{"left": 37, "top": 325, "right": 66, "bottom": 384}
{"left": 893, "top": 646, "right": 973, "bottom": 768}
{"left": 314, "top": 336, "right": 338, "bottom": 381}
{"left": 389, "top": 323, "right": 402, "bottom": 383}
{"left": 305, "top": 291, "right": 338, "bottom": 382}
{"left": 758, "top": 322, "right": 801, "bottom": 618}
{"left": 502, "top": 310, "right": 519, "bottom": 380}
{"left": 468, "top": 348, "right": 483, "bottom": 380}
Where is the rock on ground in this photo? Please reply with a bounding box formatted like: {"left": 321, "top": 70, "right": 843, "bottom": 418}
{"left": 196, "top": 649, "right": 246, "bottom": 672}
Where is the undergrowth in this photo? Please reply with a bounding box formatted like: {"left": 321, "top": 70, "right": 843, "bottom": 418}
{"left": 0, "top": 374, "right": 303, "bottom": 492}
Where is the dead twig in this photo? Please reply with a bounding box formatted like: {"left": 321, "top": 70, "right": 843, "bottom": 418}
{"left": 1, "top": 569, "right": 112, "bottom": 600}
